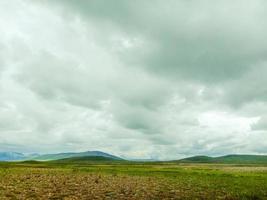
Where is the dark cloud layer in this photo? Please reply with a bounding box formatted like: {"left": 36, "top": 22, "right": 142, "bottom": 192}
{"left": 0, "top": 0, "right": 267, "bottom": 159}
{"left": 52, "top": 0, "right": 267, "bottom": 82}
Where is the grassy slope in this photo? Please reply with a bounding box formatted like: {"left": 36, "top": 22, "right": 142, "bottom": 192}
{"left": 179, "top": 154, "right": 267, "bottom": 164}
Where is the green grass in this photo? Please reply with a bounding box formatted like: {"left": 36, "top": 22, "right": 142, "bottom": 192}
{"left": 0, "top": 161, "right": 267, "bottom": 199}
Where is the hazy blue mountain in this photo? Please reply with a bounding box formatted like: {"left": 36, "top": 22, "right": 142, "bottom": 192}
{"left": 0, "top": 152, "right": 26, "bottom": 161}
{"left": 178, "top": 154, "right": 267, "bottom": 164}
{"left": 30, "top": 151, "right": 123, "bottom": 161}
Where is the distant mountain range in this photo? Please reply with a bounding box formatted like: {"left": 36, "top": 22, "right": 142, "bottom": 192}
{"left": 0, "top": 151, "right": 122, "bottom": 161}
{"left": 178, "top": 154, "right": 267, "bottom": 164}
{"left": 0, "top": 152, "right": 26, "bottom": 161}
{"left": 1, "top": 151, "right": 267, "bottom": 164}
{"left": 30, "top": 151, "right": 122, "bottom": 161}
{"left": 53, "top": 156, "right": 119, "bottom": 163}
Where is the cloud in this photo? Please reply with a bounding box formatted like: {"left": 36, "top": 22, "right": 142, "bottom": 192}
{"left": 223, "top": 63, "right": 267, "bottom": 107}
{"left": 0, "top": 0, "right": 267, "bottom": 159}
{"left": 251, "top": 116, "right": 267, "bottom": 131}
{"left": 51, "top": 0, "right": 267, "bottom": 82}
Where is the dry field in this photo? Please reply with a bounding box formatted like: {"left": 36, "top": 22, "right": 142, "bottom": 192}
{"left": 0, "top": 163, "right": 267, "bottom": 200}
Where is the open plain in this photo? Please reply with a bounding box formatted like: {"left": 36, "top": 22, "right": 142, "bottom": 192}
{"left": 0, "top": 162, "right": 266, "bottom": 200}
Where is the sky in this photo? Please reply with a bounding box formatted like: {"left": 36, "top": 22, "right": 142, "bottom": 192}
{"left": 0, "top": 0, "right": 267, "bottom": 160}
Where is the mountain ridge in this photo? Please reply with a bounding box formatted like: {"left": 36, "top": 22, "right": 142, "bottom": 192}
{"left": 1, "top": 151, "right": 267, "bottom": 164}
{"left": 0, "top": 151, "right": 122, "bottom": 161}
{"left": 52, "top": 155, "right": 121, "bottom": 163}
{"left": 178, "top": 154, "right": 267, "bottom": 164}
{"left": 30, "top": 151, "right": 123, "bottom": 161}
{"left": 0, "top": 152, "right": 26, "bottom": 161}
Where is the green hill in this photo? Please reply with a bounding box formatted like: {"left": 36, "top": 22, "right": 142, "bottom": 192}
{"left": 179, "top": 156, "right": 214, "bottom": 163}
{"left": 52, "top": 156, "right": 121, "bottom": 163}
{"left": 179, "top": 154, "right": 267, "bottom": 164}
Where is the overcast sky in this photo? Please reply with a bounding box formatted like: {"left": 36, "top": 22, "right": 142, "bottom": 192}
{"left": 0, "top": 0, "right": 267, "bottom": 160}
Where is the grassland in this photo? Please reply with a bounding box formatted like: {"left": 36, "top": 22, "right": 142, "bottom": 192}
{"left": 0, "top": 161, "right": 267, "bottom": 199}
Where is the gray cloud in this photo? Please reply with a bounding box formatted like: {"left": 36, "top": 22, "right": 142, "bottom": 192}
{"left": 0, "top": 0, "right": 267, "bottom": 160}
{"left": 223, "top": 63, "right": 267, "bottom": 107}
{"left": 251, "top": 116, "right": 267, "bottom": 131}
{"left": 51, "top": 0, "right": 267, "bottom": 82}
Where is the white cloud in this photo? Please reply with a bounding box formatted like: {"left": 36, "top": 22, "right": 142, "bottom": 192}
{"left": 0, "top": 0, "right": 267, "bottom": 160}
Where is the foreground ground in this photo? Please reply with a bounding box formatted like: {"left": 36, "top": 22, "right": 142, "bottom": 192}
{"left": 0, "top": 162, "right": 267, "bottom": 199}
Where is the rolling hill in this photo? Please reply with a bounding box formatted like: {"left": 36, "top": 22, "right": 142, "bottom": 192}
{"left": 1, "top": 150, "right": 267, "bottom": 164}
{"left": 53, "top": 156, "right": 121, "bottom": 163}
{"left": 30, "top": 151, "right": 123, "bottom": 161}
{"left": 178, "top": 154, "right": 267, "bottom": 164}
